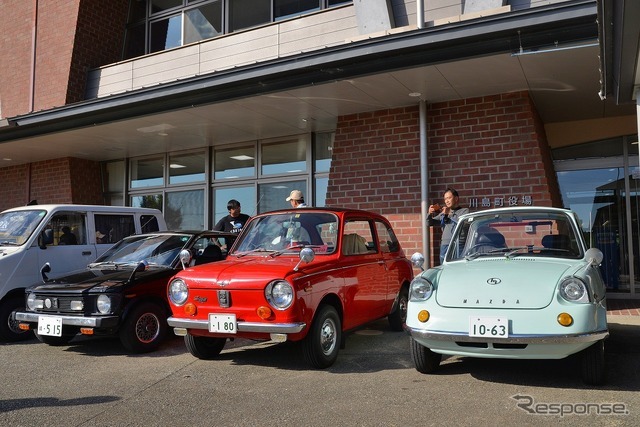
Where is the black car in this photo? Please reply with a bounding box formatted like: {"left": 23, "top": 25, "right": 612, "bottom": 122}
{"left": 15, "top": 230, "right": 235, "bottom": 353}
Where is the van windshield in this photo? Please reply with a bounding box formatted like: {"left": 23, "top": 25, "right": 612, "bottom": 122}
{"left": 0, "top": 209, "right": 47, "bottom": 246}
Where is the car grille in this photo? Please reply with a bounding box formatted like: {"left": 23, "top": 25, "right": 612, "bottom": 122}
{"left": 31, "top": 294, "right": 92, "bottom": 315}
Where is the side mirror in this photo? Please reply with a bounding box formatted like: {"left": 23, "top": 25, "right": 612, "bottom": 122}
{"left": 179, "top": 249, "right": 192, "bottom": 269}
{"left": 293, "top": 247, "right": 315, "bottom": 271}
{"left": 410, "top": 252, "right": 425, "bottom": 271}
{"left": 40, "top": 263, "right": 51, "bottom": 283}
{"left": 585, "top": 248, "right": 604, "bottom": 266}
{"left": 127, "top": 260, "right": 148, "bottom": 283}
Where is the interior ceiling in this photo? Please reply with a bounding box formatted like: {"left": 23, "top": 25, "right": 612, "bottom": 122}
{"left": 0, "top": 43, "right": 635, "bottom": 167}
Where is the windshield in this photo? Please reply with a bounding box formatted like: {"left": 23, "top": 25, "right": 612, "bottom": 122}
{"left": 447, "top": 210, "right": 583, "bottom": 262}
{"left": 234, "top": 212, "right": 338, "bottom": 256}
{"left": 90, "top": 234, "right": 192, "bottom": 267}
{"left": 0, "top": 209, "right": 47, "bottom": 246}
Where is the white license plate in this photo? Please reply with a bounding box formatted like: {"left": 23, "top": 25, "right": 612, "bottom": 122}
{"left": 38, "top": 316, "right": 62, "bottom": 337}
{"left": 208, "top": 314, "right": 237, "bottom": 334}
{"left": 469, "top": 316, "right": 508, "bottom": 338}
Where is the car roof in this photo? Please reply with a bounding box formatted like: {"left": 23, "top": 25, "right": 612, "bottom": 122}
{"left": 1, "top": 204, "right": 162, "bottom": 214}
{"left": 251, "top": 207, "right": 389, "bottom": 221}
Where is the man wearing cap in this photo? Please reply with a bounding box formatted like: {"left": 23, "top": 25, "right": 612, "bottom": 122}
{"left": 286, "top": 190, "right": 307, "bottom": 208}
{"left": 214, "top": 199, "right": 250, "bottom": 248}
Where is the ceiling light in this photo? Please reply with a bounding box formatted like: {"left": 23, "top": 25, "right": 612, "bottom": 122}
{"left": 408, "top": 92, "right": 422, "bottom": 97}
{"left": 230, "top": 155, "right": 254, "bottom": 161}
{"left": 169, "top": 163, "right": 186, "bottom": 169}
{"left": 136, "top": 124, "right": 175, "bottom": 133}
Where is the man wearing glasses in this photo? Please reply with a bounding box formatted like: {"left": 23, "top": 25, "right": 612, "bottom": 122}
{"left": 214, "top": 199, "right": 251, "bottom": 249}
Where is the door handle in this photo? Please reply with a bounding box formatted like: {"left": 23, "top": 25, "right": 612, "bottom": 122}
{"left": 82, "top": 251, "right": 92, "bottom": 256}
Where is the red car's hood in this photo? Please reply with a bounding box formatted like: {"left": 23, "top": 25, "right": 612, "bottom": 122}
{"left": 177, "top": 255, "right": 333, "bottom": 290}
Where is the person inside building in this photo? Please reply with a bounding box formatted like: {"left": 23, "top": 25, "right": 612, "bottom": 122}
{"left": 286, "top": 190, "right": 307, "bottom": 208}
{"left": 58, "top": 226, "right": 78, "bottom": 245}
{"left": 428, "top": 187, "right": 469, "bottom": 264}
{"left": 213, "top": 199, "right": 250, "bottom": 248}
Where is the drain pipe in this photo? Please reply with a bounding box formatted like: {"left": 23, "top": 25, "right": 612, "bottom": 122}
{"left": 29, "top": 0, "right": 38, "bottom": 112}
{"left": 416, "top": 0, "right": 424, "bottom": 29}
{"left": 419, "top": 99, "right": 430, "bottom": 267}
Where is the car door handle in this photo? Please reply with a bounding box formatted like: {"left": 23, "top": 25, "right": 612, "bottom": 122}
{"left": 82, "top": 251, "right": 92, "bottom": 256}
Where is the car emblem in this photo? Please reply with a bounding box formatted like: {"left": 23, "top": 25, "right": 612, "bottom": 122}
{"left": 487, "top": 278, "right": 501, "bottom": 285}
{"left": 194, "top": 296, "right": 207, "bottom": 303}
{"left": 218, "top": 280, "right": 230, "bottom": 288}
{"left": 217, "top": 290, "right": 230, "bottom": 308}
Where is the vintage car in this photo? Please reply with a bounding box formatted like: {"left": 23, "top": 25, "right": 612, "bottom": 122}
{"left": 167, "top": 208, "right": 413, "bottom": 368}
{"left": 405, "top": 207, "right": 609, "bottom": 385}
{"left": 15, "top": 230, "right": 234, "bottom": 353}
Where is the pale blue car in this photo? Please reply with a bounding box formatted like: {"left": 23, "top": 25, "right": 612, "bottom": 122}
{"left": 405, "top": 207, "right": 608, "bottom": 385}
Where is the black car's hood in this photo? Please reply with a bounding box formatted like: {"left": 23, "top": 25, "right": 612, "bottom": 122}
{"left": 28, "top": 266, "right": 175, "bottom": 293}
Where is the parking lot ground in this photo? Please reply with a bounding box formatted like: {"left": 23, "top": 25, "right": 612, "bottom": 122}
{"left": 1, "top": 315, "right": 639, "bottom": 427}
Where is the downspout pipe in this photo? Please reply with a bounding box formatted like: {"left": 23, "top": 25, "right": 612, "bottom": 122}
{"left": 30, "top": 0, "right": 38, "bottom": 112}
{"left": 419, "top": 100, "right": 430, "bottom": 267}
{"left": 416, "top": 0, "right": 424, "bottom": 29}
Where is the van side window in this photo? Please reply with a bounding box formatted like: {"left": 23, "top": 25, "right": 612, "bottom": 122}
{"left": 95, "top": 214, "right": 135, "bottom": 244}
{"left": 47, "top": 213, "right": 87, "bottom": 245}
{"left": 141, "top": 214, "right": 160, "bottom": 233}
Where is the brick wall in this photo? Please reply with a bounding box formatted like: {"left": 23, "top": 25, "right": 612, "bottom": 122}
{"left": 326, "top": 91, "right": 560, "bottom": 261}
{"left": 0, "top": 158, "right": 102, "bottom": 211}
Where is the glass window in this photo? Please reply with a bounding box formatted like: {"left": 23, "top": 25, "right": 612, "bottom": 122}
{"left": 141, "top": 214, "right": 162, "bottom": 233}
{"left": 314, "top": 176, "right": 327, "bottom": 207}
{"left": 214, "top": 146, "right": 255, "bottom": 179}
{"left": 124, "top": 23, "right": 146, "bottom": 60}
{"left": 184, "top": 2, "right": 222, "bottom": 44}
{"left": 151, "top": 0, "right": 183, "bottom": 15}
{"left": 343, "top": 220, "right": 374, "bottom": 255}
{"left": 94, "top": 214, "right": 136, "bottom": 245}
{"left": 131, "top": 194, "right": 164, "bottom": 212}
{"left": 169, "top": 152, "right": 206, "bottom": 184}
{"left": 275, "top": 0, "right": 320, "bottom": 21}
{"left": 131, "top": 157, "right": 164, "bottom": 188}
{"left": 165, "top": 190, "right": 205, "bottom": 229}
{"left": 229, "top": 0, "right": 271, "bottom": 32}
{"left": 213, "top": 185, "right": 256, "bottom": 224}
{"left": 258, "top": 180, "right": 306, "bottom": 213}
{"left": 150, "top": 14, "right": 182, "bottom": 53}
{"left": 261, "top": 137, "right": 307, "bottom": 175}
{"left": 47, "top": 213, "right": 87, "bottom": 246}
{"left": 375, "top": 221, "right": 399, "bottom": 253}
{"left": 314, "top": 132, "right": 333, "bottom": 173}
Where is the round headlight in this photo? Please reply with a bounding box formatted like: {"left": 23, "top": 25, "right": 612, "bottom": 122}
{"left": 169, "top": 279, "right": 189, "bottom": 306}
{"left": 559, "top": 277, "right": 588, "bottom": 303}
{"left": 265, "top": 280, "right": 294, "bottom": 310}
{"left": 27, "top": 293, "right": 40, "bottom": 310}
{"left": 96, "top": 295, "right": 112, "bottom": 314}
{"left": 410, "top": 277, "right": 433, "bottom": 301}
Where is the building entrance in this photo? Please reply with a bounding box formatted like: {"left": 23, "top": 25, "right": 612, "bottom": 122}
{"left": 554, "top": 137, "right": 639, "bottom": 298}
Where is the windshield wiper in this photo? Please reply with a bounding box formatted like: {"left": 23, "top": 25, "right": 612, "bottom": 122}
{"left": 235, "top": 248, "right": 276, "bottom": 258}
{"left": 0, "top": 241, "right": 19, "bottom": 246}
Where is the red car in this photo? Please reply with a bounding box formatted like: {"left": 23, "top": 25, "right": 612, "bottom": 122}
{"left": 167, "top": 208, "right": 413, "bottom": 368}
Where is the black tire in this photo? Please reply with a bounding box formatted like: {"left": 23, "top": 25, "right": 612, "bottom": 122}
{"left": 410, "top": 337, "right": 441, "bottom": 373}
{"left": 35, "top": 331, "right": 75, "bottom": 346}
{"left": 302, "top": 305, "right": 341, "bottom": 369}
{"left": 184, "top": 334, "right": 226, "bottom": 359}
{"left": 0, "top": 296, "right": 34, "bottom": 342}
{"left": 119, "top": 302, "right": 167, "bottom": 353}
{"left": 388, "top": 286, "right": 408, "bottom": 332}
{"left": 581, "top": 340, "right": 606, "bottom": 385}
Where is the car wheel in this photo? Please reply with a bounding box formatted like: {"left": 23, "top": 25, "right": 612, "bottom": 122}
{"left": 35, "top": 331, "right": 75, "bottom": 346}
{"left": 302, "top": 305, "right": 341, "bottom": 369}
{"left": 410, "top": 337, "right": 441, "bottom": 373}
{"left": 581, "top": 340, "right": 606, "bottom": 385}
{"left": 184, "top": 334, "right": 226, "bottom": 359}
{"left": 387, "top": 286, "right": 408, "bottom": 332}
{"left": 0, "top": 296, "right": 34, "bottom": 342}
{"left": 119, "top": 302, "right": 167, "bottom": 353}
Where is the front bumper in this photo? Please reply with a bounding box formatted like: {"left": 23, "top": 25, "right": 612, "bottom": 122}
{"left": 15, "top": 311, "right": 120, "bottom": 329}
{"left": 167, "top": 316, "right": 306, "bottom": 334}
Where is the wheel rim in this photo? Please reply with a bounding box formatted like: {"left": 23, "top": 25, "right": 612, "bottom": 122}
{"left": 135, "top": 313, "right": 160, "bottom": 343}
{"left": 398, "top": 296, "right": 408, "bottom": 323}
{"left": 8, "top": 310, "right": 23, "bottom": 334}
{"left": 320, "top": 317, "right": 337, "bottom": 356}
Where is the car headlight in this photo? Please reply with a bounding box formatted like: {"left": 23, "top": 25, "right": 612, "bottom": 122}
{"left": 27, "top": 293, "right": 43, "bottom": 310}
{"left": 410, "top": 277, "right": 433, "bottom": 301}
{"left": 96, "top": 295, "right": 112, "bottom": 314}
{"left": 265, "top": 280, "right": 294, "bottom": 310}
{"left": 559, "top": 277, "right": 589, "bottom": 303}
{"left": 169, "top": 279, "right": 189, "bottom": 306}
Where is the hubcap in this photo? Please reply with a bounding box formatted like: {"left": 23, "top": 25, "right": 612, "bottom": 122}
{"left": 320, "top": 318, "right": 337, "bottom": 355}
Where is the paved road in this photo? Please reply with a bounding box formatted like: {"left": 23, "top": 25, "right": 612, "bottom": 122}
{"left": 1, "top": 317, "right": 639, "bottom": 427}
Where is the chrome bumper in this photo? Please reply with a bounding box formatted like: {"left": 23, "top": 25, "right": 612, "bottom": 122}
{"left": 405, "top": 325, "right": 609, "bottom": 344}
{"left": 167, "top": 316, "right": 306, "bottom": 334}
{"left": 15, "top": 311, "right": 119, "bottom": 328}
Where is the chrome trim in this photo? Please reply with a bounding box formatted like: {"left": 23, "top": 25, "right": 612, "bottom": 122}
{"left": 405, "top": 325, "right": 609, "bottom": 344}
{"left": 15, "top": 311, "right": 119, "bottom": 328}
{"left": 167, "top": 316, "right": 306, "bottom": 334}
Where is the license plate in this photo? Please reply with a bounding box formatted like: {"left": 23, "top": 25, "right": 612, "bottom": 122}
{"left": 469, "top": 316, "right": 508, "bottom": 338}
{"left": 38, "top": 316, "right": 62, "bottom": 337}
{"left": 208, "top": 314, "right": 237, "bottom": 334}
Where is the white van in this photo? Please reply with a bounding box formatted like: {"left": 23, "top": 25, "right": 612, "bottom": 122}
{"left": 0, "top": 204, "right": 166, "bottom": 341}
